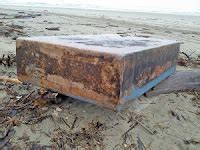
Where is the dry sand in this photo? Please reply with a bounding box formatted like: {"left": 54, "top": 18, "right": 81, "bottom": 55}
{"left": 0, "top": 5, "right": 200, "bottom": 149}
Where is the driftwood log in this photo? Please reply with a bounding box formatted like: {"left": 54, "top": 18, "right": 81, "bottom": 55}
{"left": 146, "top": 69, "right": 200, "bottom": 97}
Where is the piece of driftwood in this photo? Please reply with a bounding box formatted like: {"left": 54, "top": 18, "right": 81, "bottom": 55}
{"left": 0, "top": 76, "right": 22, "bottom": 84}
{"left": 146, "top": 70, "right": 200, "bottom": 97}
{"left": 45, "top": 27, "right": 60, "bottom": 31}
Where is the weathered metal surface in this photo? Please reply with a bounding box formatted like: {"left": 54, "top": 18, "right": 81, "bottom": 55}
{"left": 16, "top": 34, "right": 180, "bottom": 110}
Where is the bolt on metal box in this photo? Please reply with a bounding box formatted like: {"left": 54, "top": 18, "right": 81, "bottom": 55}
{"left": 16, "top": 34, "right": 180, "bottom": 111}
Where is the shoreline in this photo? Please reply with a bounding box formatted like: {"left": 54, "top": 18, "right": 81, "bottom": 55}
{"left": 0, "top": 3, "right": 200, "bottom": 17}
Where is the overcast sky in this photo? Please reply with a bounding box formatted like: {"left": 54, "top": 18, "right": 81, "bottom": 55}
{"left": 1, "top": 0, "right": 200, "bottom": 12}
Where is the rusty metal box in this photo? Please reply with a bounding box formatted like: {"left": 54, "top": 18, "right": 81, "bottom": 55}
{"left": 16, "top": 35, "right": 180, "bottom": 110}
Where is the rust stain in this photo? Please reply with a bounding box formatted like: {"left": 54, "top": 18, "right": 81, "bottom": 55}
{"left": 17, "top": 40, "right": 121, "bottom": 108}
{"left": 121, "top": 44, "right": 180, "bottom": 97}
{"left": 136, "top": 61, "right": 172, "bottom": 87}
{"left": 18, "top": 74, "right": 119, "bottom": 109}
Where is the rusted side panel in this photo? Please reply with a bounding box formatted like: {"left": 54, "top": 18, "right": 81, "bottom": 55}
{"left": 120, "top": 44, "right": 180, "bottom": 98}
{"left": 16, "top": 40, "right": 121, "bottom": 109}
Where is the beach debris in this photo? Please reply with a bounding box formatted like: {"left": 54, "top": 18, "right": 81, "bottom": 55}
{"left": 26, "top": 114, "right": 51, "bottom": 125}
{"left": 45, "top": 27, "right": 60, "bottom": 31}
{"left": 0, "top": 13, "right": 7, "bottom": 15}
{"left": 178, "top": 58, "right": 188, "bottom": 66}
{"left": 120, "top": 112, "right": 154, "bottom": 149}
{"left": 78, "top": 23, "right": 94, "bottom": 26}
{"left": 0, "top": 13, "right": 42, "bottom": 19}
{"left": 0, "top": 127, "right": 15, "bottom": 149}
{"left": 107, "top": 24, "right": 119, "bottom": 27}
{"left": 0, "top": 29, "right": 10, "bottom": 37}
{"left": 51, "top": 120, "right": 106, "bottom": 149}
{"left": 16, "top": 35, "right": 180, "bottom": 110}
{"left": 19, "top": 89, "right": 35, "bottom": 104}
{"left": 178, "top": 51, "right": 200, "bottom": 67}
{"left": 32, "top": 99, "right": 48, "bottom": 108}
{"left": 169, "top": 110, "right": 186, "bottom": 121}
{"left": 135, "top": 34, "right": 151, "bottom": 38}
{"left": 192, "top": 58, "right": 200, "bottom": 67}
{"left": 55, "top": 107, "right": 62, "bottom": 112}
{"left": 16, "top": 95, "right": 22, "bottom": 100}
{"left": 183, "top": 138, "right": 200, "bottom": 145}
{"left": 18, "top": 11, "right": 25, "bottom": 14}
{"left": 0, "top": 23, "right": 25, "bottom": 38}
{"left": 122, "top": 122, "right": 138, "bottom": 139}
{"left": 31, "top": 13, "right": 42, "bottom": 18}
{"left": 0, "top": 12, "right": 42, "bottom": 40}
{"left": 146, "top": 70, "right": 200, "bottom": 97}
{"left": 6, "top": 116, "right": 22, "bottom": 126}
{"left": 178, "top": 52, "right": 190, "bottom": 66}
{"left": 31, "top": 144, "right": 54, "bottom": 149}
{"left": 42, "top": 91, "right": 63, "bottom": 104}
{"left": 170, "top": 110, "right": 180, "bottom": 120}
{"left": 47, "top": 21, "right": 54, "bottom": 24}
{"left": 122, "top": 112, "right": 144, "bottom": 138}
{"left": 181, "top": 51, "right": 191, "bottom": 60}
{"left": 51, "top": 110, "right": 59, "bottom": 120}
{"left": 126, "top": 112, "right": 156, "bottom": 135}
{"left": 14, "top": 14, "right": 33, "bottom": 19}
{"left": 71, "top": 116, "right": 78, "bottom": 130}
{"left": 117, "top": 32, "right": 130, "bottom": 37}
{"left": 61, "top": 118, "right": 71, "bottom": 129}
{"left": 0, "top": 76, "right": 22, "bottom": 84}
{"left": 137, "top": 134, "right": 145, "bottom": 150}
{"left": 0, "top": 54, "right": 15, "bottom": 67}
{"left": 191, "top": 92, "right": 200, "bottom": 107}
{"left": 120, "top": 132, "right": 136, "bottom": 149}
{"left": 6, "top": 23, "right": 24, "bottom": 30}
{"left": 0, "top": 88, "right": 56, "bottom": 127}
{"left": 135, "top": 119, "right": 156, "bottom": 135}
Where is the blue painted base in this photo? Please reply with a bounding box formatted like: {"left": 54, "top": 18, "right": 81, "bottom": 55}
{"left": 117, "top": 66, "right": 176, "bottom": 111}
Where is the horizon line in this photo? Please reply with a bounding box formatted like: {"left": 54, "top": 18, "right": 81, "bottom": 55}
{"left": 0, "top": 2, "right": 200, "bottom": 17}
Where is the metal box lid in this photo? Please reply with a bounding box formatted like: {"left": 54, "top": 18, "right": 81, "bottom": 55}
{"left": 18, "top": 34, "right": 178, "bottom": 56}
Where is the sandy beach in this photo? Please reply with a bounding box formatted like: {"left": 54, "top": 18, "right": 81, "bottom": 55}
{"left": 0, "top": 5, "right": 200, "bottom": 149}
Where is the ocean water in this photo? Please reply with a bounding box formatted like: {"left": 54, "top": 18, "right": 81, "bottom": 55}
{"left": 0, "top": 0, "right": 200, "bottom": 16}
